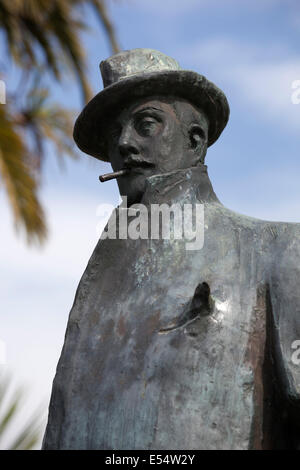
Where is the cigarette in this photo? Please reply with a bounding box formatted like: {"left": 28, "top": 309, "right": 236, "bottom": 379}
{"left": 99, "top": 169, "right": 129, "bottom": 183}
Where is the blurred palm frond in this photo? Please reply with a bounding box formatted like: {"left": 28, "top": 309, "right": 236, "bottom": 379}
{"left": 0, "top": 0, "right": 120, "bottom": 244}
{"left": 0, "top": 376, "right": 44, "bottom": 450}
{"left": 0, "top": 106, "right": 47, "bottom": 244}
{"left": 0, "top": 0, "right": 119, "bottom": 102}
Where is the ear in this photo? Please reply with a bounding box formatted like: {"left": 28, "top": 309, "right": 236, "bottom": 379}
{"left": 188, "top": 124, "right": 208, "bottom": 163}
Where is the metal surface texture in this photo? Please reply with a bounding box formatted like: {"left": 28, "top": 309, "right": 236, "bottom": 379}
{"left": 43, "top": 49, "right": 300, "bottom": 450}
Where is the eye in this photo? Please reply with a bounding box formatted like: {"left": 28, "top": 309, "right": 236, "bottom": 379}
{"left": 109, "top": 124, "right": 122, "bottom": 140}
{"left": 189, "top": 125, "right": 205, "bottom": 149}
{"left": 135, "top": 115, "right": 160, "bottom": 137}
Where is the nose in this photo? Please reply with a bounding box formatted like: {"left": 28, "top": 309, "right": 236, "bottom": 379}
{"left": 118, "top": 124, "right": 139, "bottom": 159}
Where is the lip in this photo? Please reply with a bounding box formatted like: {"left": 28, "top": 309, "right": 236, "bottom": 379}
{"left": 124, "top": 160, "right": 155, "bottom": 174}
{"left": 125, "top": 168, "right": 151, "bottom": 177}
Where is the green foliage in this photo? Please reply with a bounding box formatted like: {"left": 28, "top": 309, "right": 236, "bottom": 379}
{"left": 0, "top": 105, "right": 47, "bottom": 243}
{"left": 0, "top": 375, "right": 44, "bottom": 450}
{"left": 0, "top": 0, "right": 119, "bottom": 244}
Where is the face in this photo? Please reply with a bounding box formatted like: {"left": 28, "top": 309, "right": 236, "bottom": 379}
{"left": 106, "top": 96, "right": 208, "bottom": 205}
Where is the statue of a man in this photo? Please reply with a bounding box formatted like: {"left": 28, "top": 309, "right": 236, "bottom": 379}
{"left": 43, "top": 49, "right": 300, "bottom": 450}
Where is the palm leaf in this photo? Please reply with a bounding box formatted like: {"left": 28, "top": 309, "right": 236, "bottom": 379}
{"left": 0, "top": 375, "right": 44, "bottom": 450}
{"left": 20, "top": 15, "right": 60, "bottom": 79}
{"left": 0, "top": 0, "right": 120, "bottom": 243}
{"left": 0, "top": 107, "right": 47, "bottom": 244}
{"left": 0, "top": 1, "right": 120, "bottom": 102}
{"left": 89, "top": 0, "right": 120, "bottom": 53}
{"left": 47, "top": 1, "right": 92, "bottom": 102}
{"left": 19, "top": 85, "right": 78, "bottom": 165}
{"left": 8, "top": 409, "right": 43, "bottom": 450}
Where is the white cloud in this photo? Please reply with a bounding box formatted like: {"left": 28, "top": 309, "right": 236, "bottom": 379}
{"left": 179, "top": 37, "right": 300, "bottom": 133}
{"left": 230, "top": 62, "right": 300, "bottom": 131}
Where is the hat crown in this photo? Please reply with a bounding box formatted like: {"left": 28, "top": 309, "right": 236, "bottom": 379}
{"left": 100, "top": 48, "right": 181, "bottom": 88}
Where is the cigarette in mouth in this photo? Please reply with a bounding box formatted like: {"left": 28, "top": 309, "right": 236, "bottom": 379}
{"left": 99, "top": 169, "right": 129, "bottom": 183}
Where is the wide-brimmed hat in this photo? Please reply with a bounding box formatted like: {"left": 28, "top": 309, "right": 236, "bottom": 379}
{"left": 73, "top": 48, "right": 230, "bottom": 162}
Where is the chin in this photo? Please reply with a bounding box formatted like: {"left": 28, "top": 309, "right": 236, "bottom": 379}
{"left": 126, "top": 188, "right": 144, "bottom": 206}
{"left": 119, "top": 175, "right": 146, "bottom": 206}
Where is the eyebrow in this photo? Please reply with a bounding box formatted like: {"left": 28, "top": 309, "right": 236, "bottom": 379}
{"left": 133, "top": 106, "right": 164, "bottom": 115}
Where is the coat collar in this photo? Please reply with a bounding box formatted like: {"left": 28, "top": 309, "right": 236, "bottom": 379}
{"left": 141, "top": 165, "right": 221, "bottom": 206}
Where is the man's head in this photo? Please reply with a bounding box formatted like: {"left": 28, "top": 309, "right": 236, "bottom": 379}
{"left": 106, "top": 95, "right": 209, "bottom": 205}
{"left": 74, "top": 48, "right": 229, "bottom": 181}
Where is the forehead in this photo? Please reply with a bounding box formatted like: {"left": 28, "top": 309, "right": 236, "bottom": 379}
{"left": 118, "top": 97, "right": 176, "bottom": 121}
{"left": 117, "top": 95, "right": 205, "bottom": 123}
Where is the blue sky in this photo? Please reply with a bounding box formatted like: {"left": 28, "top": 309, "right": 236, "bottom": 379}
{"left": 1, "top": 0, "right": 300, "bottom": 448}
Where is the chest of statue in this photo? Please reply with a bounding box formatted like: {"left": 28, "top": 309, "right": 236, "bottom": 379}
{"left": 45, "top": 200, "right": 273, "bottom": 449}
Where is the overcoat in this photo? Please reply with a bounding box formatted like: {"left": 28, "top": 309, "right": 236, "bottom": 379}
{"left": 43, "top": 165, "right": 300, "bottom": 449}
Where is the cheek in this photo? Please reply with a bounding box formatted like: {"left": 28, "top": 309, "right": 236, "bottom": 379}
{"left": 109, "top": 145, "right": 123, "bottom": 170}
{"left": 155, "top": 122, "right": 184, "bottom": 159}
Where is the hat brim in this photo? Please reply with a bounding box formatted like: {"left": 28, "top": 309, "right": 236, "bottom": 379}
{"left": 73, "top": 70, "right": 230, "bottom": 161}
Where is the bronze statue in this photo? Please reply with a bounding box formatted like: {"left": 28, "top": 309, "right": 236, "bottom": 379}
{"left": 43, "top": 49, "right": 300, "bottom": 450}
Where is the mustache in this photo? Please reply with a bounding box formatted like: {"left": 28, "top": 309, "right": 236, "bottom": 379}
{"left": 124, "top": 156, "right": 155, "bottom": 169}
{"left": 99, "top": 157, "right": 155, "bottom": 183}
